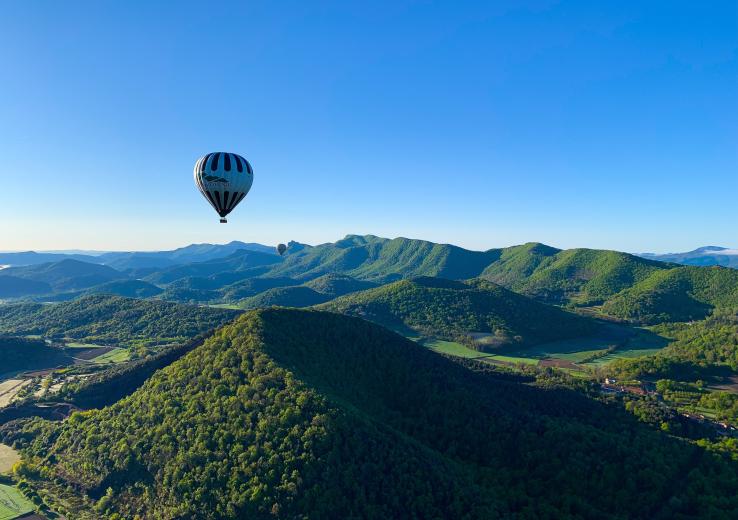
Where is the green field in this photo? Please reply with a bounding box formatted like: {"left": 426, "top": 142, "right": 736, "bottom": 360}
{"left": 93, "top": 348, "right": 131, "bottom": 364}
{"left": 66, "top": 342, "right": 107, "bottom": 348}
{"left": 0, "top": 484, "right": 34, "bottom": 520}
{"left": 582, "top": 348, "right": 664, "bottom": 367}
{"left": 422, "top": 339, "right": 539, "bottom": 365}
{"left": 421, "top": 324, "right": 668, "bottom": 372}
{"left": 423, "top": 339, "right": 481, "bottom": 358}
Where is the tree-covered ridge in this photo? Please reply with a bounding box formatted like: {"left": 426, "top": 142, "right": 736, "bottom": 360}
{"left": 0, "top": 295, "right": 239, "bottom": 347}
{"left": 480, "top": 241, "right": 560, "bottom": 286}
{"left": 0, "top": 275, "right": 51, "bottom": 298}
{"left": 267, "top": 235, "right": 501, "bottom": 282}
{"left": 300, "top": 273, "right": 378, "bottom": 297}
{"left": 602, "top": 266, "right": 738, "bottom": 324}
{"left": 236, "top": 274, "right": 379, "bottom": 310}
{"left": 607, "top": 309, "right": 738, "bottom": 380}
{"left": 318, "top": 276, "right": 598, "bottom": 347}
{"left": 0, "top": 336, "right": 69, "bottom": 374}
{"left": 497, "top": 248, "right": 670, "bottom": 305}
{"left": 46, "top": 279, "right": 163, "bottom": 302}
{"left": 143, "top": 249, "right": 280, "bottom": 285}
{"left": 238, "top": 286, "right": 330, "bottom": 310}
{"left": 6, "top": 309, "right": 738, "bottom": 518}
{"left": 0, "top": 259, "right": 126, "bottom": 292}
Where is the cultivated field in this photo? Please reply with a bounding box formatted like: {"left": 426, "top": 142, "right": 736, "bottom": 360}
{"left": 92, "top": 347, "right": 130, "bottom": 364}
{"left": 0, "top": 445, "right": 19, "bottom": 474}
{"left": 0, "top": 484, "right": 34, "bottom": 520}
{"left": 0, "top": 380, "right": 30, "bottom": 408}
{"left": 421, "top": 324, "right": 669, "bottom": 373}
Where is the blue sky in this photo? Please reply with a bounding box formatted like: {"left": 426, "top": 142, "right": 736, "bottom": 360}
{"left": 1, "top": 1, "right": 735, "bottom": 253}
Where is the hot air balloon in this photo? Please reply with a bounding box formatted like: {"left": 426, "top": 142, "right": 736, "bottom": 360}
{"left": 194, "top": 152, "right": 253, "bottom": 223}
{"left": 276, "top": 243, "right": 287, "bottom": 256}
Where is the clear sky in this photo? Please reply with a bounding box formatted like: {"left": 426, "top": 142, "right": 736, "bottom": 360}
{"left": 1, "top": 1, "right": 736, "bottom": 253}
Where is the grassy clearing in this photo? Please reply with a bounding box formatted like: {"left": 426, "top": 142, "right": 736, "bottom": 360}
{"left": 422, "top": 340, "right": 539, "bottom": 365}
{"left": 480, "top": 355, "right": 539, "bottom": 365}
{"left": 0, "top": 380, "right": 30, "bottom": 408}
{"left": 0, "top": 445, "right": 19, "bottom": 474}
{"left": 66, "top": 342, "right": 107, "bottom": 349}
{"left": 423, "top": 339, "right": 481, "bottom": 358}
{"left": 92, "top": 348, "right": 131, "bottom": 364}
{"left": 583, "top": 348, "right": 664, "bottom": 366}
{"left": 0, "top": 484, "right": 34, "bottom": 520}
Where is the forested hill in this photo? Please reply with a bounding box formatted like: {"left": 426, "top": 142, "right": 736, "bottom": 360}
{"left": 265, "top": 234, "right": 502, "bottom": 282}
{"left": 2, "top": 235, "right": 736, "bottom": 326}
{"left": 318, "top": 276, "right": 597, "bottom": 347}
{"left": 0, "top": 295, "right": 240, "bottom": 346}
{"left": 8, "top": 309, "right": 737, "bottom": 518}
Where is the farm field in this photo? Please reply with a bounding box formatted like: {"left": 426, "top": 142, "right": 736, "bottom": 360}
{"left": 65, "top": 342, "right": 108, "bottom": 349}
{"left": 92, "top": 347, "right": 130, "bottom": 364}
{"left": 420, "top": 323, "right": 669, "bottom": 373}
{"left": 0, "top": 445, "right": 19, "bottom": 474}
{"left": 422, "top": 339, "right": 539, "bottom": 365}
{"left": 582, "top": 348, "right": 664, "bottom": 367}
{"left": 0, "top": 484, "right": 34, "bottom": 520}
{"left": 0, "top": 380, "right": 30, "bottom": 408}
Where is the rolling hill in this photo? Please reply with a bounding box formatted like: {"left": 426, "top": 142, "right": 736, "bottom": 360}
{"left": 601, "top": 266, "right": 738, "bottom": 324}
{"left": 235, "top": 274, "right": 380, "bottom": 309}
{"left": 319, "top": 276, "right": 598, "bottom": 348}
{"left": 6, "top": 309, "right": 737, "bottom": 518}
{"left": 45, "top": 279, "right": 164, "bottom": 302}
{"left": 98, "top": 240, "right": 276, "bottom": 271}
{"left": 497, "top": 248, "right": 670, "bottom": 305}
{"left": 301, "top": 273, "right": 378, "bottom": 297}
{"left": 238, "top": 286, "right": 330, "bottom": 309}
{"left": 0, "top": 275, "right": 51, "bottom": 298}
{"left": 267, "top": 235, "right": 501, "bottom": 282}
{"left": 0, "top": 259, "right": 127, "bottom": 292}
{"left": 0, "top": 295, "right": 240, "bottom": 346}
{"left": 144, "top": 250, "right": 280, "bottom": 285}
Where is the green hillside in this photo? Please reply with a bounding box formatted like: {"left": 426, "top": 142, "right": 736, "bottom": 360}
{"left": 47, "top": 279, "right": 164, "bottom": 302}
{"left": 481, "top": 242, "right": 560, "bottom": 286}
{"left": 267, "top": 235, "right": 500, "bottom": 282}
{"left": 238, "top": 286, "right": 330, "bottom": 310}
{"left": 509, "top": 248, "right": 668, "bottom": 305}
{"left": 0, "top": 259, "right": 126, "bottom": 292}
{"left": 0, "top": 336, "right": 69, "bottom": 374}
{"left": 144, "top": 250, "right": 280, "bottom": 285}
{"left": 300, "top": 273, "right": 378, "bottom": 297}
{"left": 0, "top": 275, "right": 51, "bottom": 298}
{"left": 607, "top": 309, "right": 738, "bottom": 381}
{"left": 218, "top": 276, "right": 297, "bottom": 301}
{"left": 319, "top": 276, "right": 597, "bottom": 348}
{"left": 6, "top": 309, "right": 737, "bottom": 518}
{"left": 602, "top": 266, "right": 738, "bottom": 324}
{"left": 0, "top": 295, "right": 240, "bottom": 347}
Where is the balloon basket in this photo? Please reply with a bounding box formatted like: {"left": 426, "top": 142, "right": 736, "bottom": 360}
{"left": 220, "top": 218, "right": 227, "bottom": 224}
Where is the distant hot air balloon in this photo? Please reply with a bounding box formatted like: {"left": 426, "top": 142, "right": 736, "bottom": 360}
{"left": 194, "top": 152, "right": 253, "bottom": 223}
{"left": 277, "top": 243, "right": 287, "bottom": 256}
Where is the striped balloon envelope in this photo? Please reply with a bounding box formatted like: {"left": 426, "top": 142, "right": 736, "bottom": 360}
{"left": 194, "top": 152, "right": 254, "bottom": 223}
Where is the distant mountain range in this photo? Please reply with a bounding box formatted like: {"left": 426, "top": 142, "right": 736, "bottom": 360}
{"left": 0, "top": 240, "right": 276, "bottom": 270}
{"left": 639, "top": 246, "right": 738, "bottom": 268}
{"left": 1, "top": 235, "right": 737, "bottom": 328}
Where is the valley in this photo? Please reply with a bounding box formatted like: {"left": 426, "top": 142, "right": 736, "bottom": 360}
{"left": 0, "top": 236, "right": 737, "bottom": 518}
